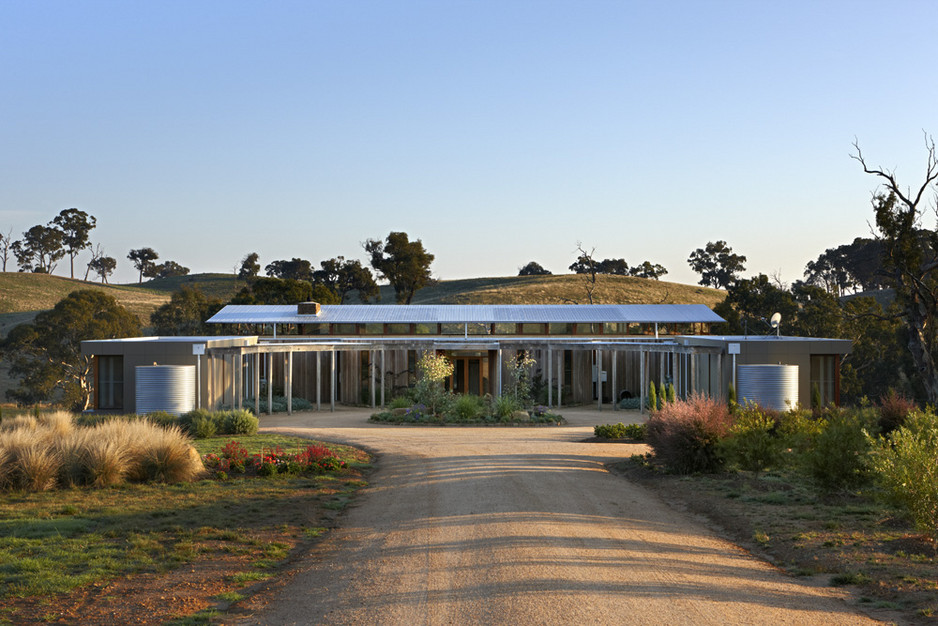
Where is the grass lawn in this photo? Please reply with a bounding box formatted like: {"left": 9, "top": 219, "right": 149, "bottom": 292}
{"left": 0, "top": 434, "right": 371, "bottom": 625}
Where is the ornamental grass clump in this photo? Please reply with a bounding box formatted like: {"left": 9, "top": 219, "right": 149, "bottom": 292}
{"left": 646, "top": 393, "right": 734, "bottom": 474}
{"left": 134, "top": 424, "right": 203, "bottom": 483}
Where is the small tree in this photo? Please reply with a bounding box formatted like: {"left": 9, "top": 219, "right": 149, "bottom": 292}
{"left": 52, "top": 208, "right": 96, "bottom": 279}
{"left": 146, "top": 260, "right": 190, "bottom": 279}
{"left": 0, "top": 228, "right": 12, "bottom": 271}
{"left": 12, "top": 224, "right": 65, "bottom": 273}
{"left": 629, "top": 261, "right": 668, "bottom": 280}
{"left": 647, "top": 381, "right": 658, "bottom": 412}
{"left": 518, "top": 261, "right": 552, "bottom": 276}
{"left": 88, "top": 255, "right": 117, "bottom": 284}
{"left": 128, "top": 247, "right": 159, "bottom": 283}
{"left": 265, "top": 257, "right": 313, "bottom": 282}
{"left": 313, "top": 257, "right": 379, "bottom": 303}
{"left": 505, "top": 351, "right": 537, "bottom": 407}
{"left": 413, "top": 352, "right": 454, "bottom": 416}
{"left": 365, "top": 232, "right": 435, "bottom": 304}
{"left": 238, "top": 252, "right": 260, "bottom": 280}
{"left": 687, "top": 241, "right": 747, "bottom": 289}
{"left": 568, "top": 242, "right": 598, "bottom": 304}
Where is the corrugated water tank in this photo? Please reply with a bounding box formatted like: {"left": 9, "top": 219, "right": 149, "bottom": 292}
{"left": 736, "top": 364, "right": 799, "bottom": 411}
{"left": 135, "top": 365, "right": 195, "bottom": 415}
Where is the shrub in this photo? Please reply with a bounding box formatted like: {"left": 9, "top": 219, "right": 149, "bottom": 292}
{"left": 452, "top": 394, "right": 484, "bottom": 421}
{"left": 222, "top": 410, "right": 259, "bottom": 436}
{"left": 666, "top": 384, "right": 676, "bottom": 404}
{"left": 145, "top": 411, "right": 179, "bottom": 430}
{"left": 872, "top": 409, "right": 938, "bottom": 538}
{"left": 493, "top": 395, "right": 521, "bottom": 421}
{"left": 720, "top": 404, "right": 783, "bottom": 473}
{"left": 595, "top": 423, "right": 627, "bottom": 439}
{"left": 191, "top": 414, "right": 218, "bottom": 439}
{"left": 775, "top": 408, "right": 824, "bottom": 456}
{"left": 646, "top": 393, "right": 733, "bottom": 474}
{"left": 658, "top": 382, "right": 667, "bottom": 407}
{"left": 647, "top": 382, "right": 658, "bottom": 412}
{"left": 878, "top": 390, "right": 917, "bottom": 436}
{"left": 803, "top": 408, "right": 875, "bottom": 492}
{"left": 388, "top": 396, "right": 412, "bottom": 410}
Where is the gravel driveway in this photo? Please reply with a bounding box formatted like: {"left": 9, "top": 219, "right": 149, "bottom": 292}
{"left": 236, "top": 406, "right": 877, "bottom": 625}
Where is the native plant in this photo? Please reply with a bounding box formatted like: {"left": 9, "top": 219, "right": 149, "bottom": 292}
{"left": 413, "top": 352, "right": 454, "bottom": 416}
{"left": 720, "top": 404, "right": 783, "bottom": 473}
{"left": 871, "top": 409, "right": 938, "bottom": 538}
{"left": 646, "top": 393, "right": 734, "bottom": 474}
{"left": 505, "top": 351, "right": 537, "bottom": 407}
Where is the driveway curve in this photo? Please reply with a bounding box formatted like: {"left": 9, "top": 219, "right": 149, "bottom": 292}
{"left": 237, "top": 407, "right": 877, "bottom": 625}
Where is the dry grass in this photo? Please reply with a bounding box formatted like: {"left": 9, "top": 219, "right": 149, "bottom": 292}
{"left": 0, "top": 412, "right": 203, "bottom": 491}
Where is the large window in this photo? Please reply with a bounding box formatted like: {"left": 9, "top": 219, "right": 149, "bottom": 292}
{"left": 97, "top": 356, "right": 123, "bottom": 410}
{"left": 810, "top": 355, "right": 838, "bottom": 408}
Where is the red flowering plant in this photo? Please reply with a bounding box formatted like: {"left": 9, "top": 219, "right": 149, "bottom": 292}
{"left": 296, "top": 444, "right": 348, "bottom": 473}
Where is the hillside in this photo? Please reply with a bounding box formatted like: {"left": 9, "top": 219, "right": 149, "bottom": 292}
{"left": 140, "top": 273, "right": 249, "bottom": 301}
{"left": 380, "top": 274, "right": 726, "bottom": 307}
{"left": 0, "top": 272, "right": 170, "bottom": 324}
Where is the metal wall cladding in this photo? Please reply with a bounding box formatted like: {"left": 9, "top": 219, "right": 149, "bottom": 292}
{"left": 136, "top": 365, "right": 195, "bottom": 416}
{"left": 737, "top": 364, "right": 799, "bottom": 412}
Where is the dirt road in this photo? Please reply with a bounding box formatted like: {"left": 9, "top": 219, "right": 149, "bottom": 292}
{"left": 237, "top": 407, "right": 877, "bottom": 625}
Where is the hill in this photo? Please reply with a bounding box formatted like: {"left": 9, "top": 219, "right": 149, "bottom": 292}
{"left": 0, "top": 272, "right": 170, "bottom": 325}
{"left": 140, "top": 273, "right": 249, "bottom": 301}
{"left": 379, "top": 274, "right": 725, "bottom": 307}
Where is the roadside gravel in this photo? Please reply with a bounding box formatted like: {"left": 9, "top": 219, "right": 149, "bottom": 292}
{"left": 233, "top": 406, "right": 879, "bottom": 625}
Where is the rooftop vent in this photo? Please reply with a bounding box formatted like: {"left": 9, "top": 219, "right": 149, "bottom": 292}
{"left": 297, "top": 302, "right": 322, "bottom": 316}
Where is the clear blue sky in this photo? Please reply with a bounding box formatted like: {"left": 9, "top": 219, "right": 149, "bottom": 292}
{"left": 2, "top": 0, "right": 936, "bottom": 287}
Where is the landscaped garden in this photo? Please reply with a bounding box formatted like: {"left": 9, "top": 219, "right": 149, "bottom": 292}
{"left": 603, "top": 389, "right": 938, "bottom": 622}
{"left": 0, "top": 409, "right": 370, "bottom": 624}
{"left": 369, "top": 352, "right": 564, "bottom": 425}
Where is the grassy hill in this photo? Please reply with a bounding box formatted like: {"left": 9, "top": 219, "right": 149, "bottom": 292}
{"left": 140, "top": 273, "right": 249, "bottom": 301}
{"left": 380, "top": 274, "right": 726, "bottom": 307}
{"left": 0, "top": 273, "right": 171, "bottom": 325}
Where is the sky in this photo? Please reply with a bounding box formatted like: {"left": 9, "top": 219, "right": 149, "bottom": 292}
{"left": 1, "top": 0, "right": 937, "bottom": 287}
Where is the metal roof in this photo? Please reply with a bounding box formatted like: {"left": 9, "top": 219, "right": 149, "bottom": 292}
{"left": 207, "top": 304, "right": 725, "bottom": 325}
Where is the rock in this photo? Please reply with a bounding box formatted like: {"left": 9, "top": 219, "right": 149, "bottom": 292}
{"left": 511, "top": 410, "right": 531, "bottom": 422}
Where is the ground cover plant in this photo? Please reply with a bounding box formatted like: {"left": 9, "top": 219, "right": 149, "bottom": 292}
{"left": 626, "top": 392, "right": 938, "bottom": 622}
{"left": 0, "top": 431, "right": 370, "bottom": 624}
{"left": 593, "top": 422, "right": 646, "bottom": 440}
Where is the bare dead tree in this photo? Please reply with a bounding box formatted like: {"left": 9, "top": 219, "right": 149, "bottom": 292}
{"left": 0, "top": 228, "right": 11, "bottom": 271}
{"left": 84, "top": 243, "right": 103, "bottom": 281}
{"left": 852, "top": 133, "right": 938, "bottom": 403}
{"left": 571, "top": 242, "right": 598, "bottom": 304}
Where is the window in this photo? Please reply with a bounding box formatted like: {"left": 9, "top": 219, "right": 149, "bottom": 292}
{"left": 492, "top": 323, "right": 516, "bottom": 335}
{"left": 333, "top": 324, "right": 357, "bottom": 335}
{"left": 97, "top": 356, "right": 123, "bottom": 410}
{"left": 362, "top": 324, "right": 384, "bottom": 335}
{"left": 810, "top": 355, "right": 838, "bottom": 408}
{"left": 549, "top": 323, "right": 573, "bottom": 335}
{"left": 387, "top": 323, "right": 411, "bottom": 334}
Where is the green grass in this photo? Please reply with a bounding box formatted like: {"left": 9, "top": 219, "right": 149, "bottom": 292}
{"left": 0, "top": 435, "right": 369, "bottom": 612}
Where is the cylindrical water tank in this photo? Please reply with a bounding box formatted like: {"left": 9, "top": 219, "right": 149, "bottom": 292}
{"left": 136, "top": 365, "right": 195, "bottom": 416}
{"left": 736, "top": 364, "right": 799, "bottom": 411}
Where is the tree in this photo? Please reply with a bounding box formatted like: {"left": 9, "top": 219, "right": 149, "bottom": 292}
{"left": 146, "top": 260, "right": 190, "bottom": 279}
{"left": 238, "top": 252, "right": 260, "bottom": 280}
{"left": 12, "top": 224, "right": 65, "bottom": 273}
{"left": 313, "top": 257, "right": 379, "bottom": 303}
{"left": 128, "top": 247, "right": 159, "bottom": 283}
{"left": 713, "top": 274, "right": 798, "bottom": 335}
{"left": 151, "top": 286, "right": 223, "bottom": 335}
{"left": 629, "top": 261, "right": 668, "bottom": 280}
{"left": 230, "top": 277, "right": 330, "bottom": 305}
{"left": 518, "top": 261, "right": 552, "bottom": 276}
{"left": 567, "top": 243, "right": 598, "bottom": 304}
{"left": 364, "top": 232, "right": 434, "bottom": 304}
{"left": 264, "top": 258, "right": 313, "bottom": 282}
{"left": 0, "top": 228, "right": 11, "bottom": 271}
{"left": 687, "top": 241, "right": 747, "bottom": 289}
{"left": 853, "top": 136, "right": 938, "bottom": 404}
{"left": 52, "top": 208, "right": 96, "bottom": 279}
{"left": 0, "top": 290, "right": 140, "bottom": 409}
{"left": 596, "top": 258, "right": 630, "bottom": 275}
{"left": 88, "top": 254, "right": 117, "bottom": 284}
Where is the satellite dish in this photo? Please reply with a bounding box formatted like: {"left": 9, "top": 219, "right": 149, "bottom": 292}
{"left": 770, "top": 312, "right": 782, "bottom": 336}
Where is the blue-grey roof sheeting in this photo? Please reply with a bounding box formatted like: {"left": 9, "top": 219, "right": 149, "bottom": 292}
{"left": 207, "top": 304, "right": 725, "bottom": 325}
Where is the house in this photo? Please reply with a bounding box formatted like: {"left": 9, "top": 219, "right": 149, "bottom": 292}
{"left": 81, "top": 303, "right": 850, "bottom": 414}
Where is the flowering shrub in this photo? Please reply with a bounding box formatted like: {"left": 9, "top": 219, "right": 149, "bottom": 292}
{"left": 646, "top": 393, "right": 734, "bottom": 474}
{"left": 203, "top": 441, "right": 348, "bottom": 479}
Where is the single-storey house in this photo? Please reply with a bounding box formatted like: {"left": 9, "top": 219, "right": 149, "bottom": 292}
{"left": 81, "top": 303, "right": 850, "bottom": 414}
